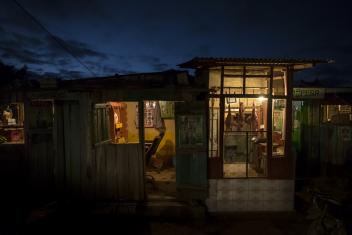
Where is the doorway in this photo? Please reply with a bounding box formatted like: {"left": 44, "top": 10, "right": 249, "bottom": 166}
{"left": 143, "top": 101, "right": 177, "bottom": 200}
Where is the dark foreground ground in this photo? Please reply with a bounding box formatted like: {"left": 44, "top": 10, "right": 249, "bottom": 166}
{"left": 1, "top": 210, "right": 310, "bottom": 235}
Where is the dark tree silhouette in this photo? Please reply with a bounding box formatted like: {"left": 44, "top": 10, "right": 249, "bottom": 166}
{"left": 0, "top": 61, "right": 30, "bottom": 87}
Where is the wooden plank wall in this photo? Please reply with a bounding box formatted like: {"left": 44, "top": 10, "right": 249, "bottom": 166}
{"left": 26, "top": 101, "right": 56, "bottom": 204}
{"left": 54, "top": 96, "right": 145, "bottom": 201}
{"left": 0, "top": 144, "right": 26, "bottom": 201}
{"left": 27, "top": 132, "right": 55, "bottom": 199}
{"left": 25, "top": 93, "right": 145, "bottom": 202}
{"left": 92, "top": 143, "right": 145, "bottom": 201}
{"left": 54, "top": 99, "right": 91, "bottom": 200}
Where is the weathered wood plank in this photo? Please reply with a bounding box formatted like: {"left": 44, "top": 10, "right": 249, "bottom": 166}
{"left": 63, "top": 103, "right": 72, "bottom": 197}
{"left": 54, "top": 102, "right": 65, "bottom": 197}
{"left": 117, "top": 144, "right": 129, "bottom": 199}
{"left": 79, "top": 94, "right": 92, "bottom": 199}
{"left": 70, "top": 101, "right": 81, "bottom": 197}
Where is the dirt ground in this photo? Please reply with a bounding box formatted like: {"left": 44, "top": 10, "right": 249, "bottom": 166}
{"left": 1, "top": 211, "right": 311, "bottom": 235}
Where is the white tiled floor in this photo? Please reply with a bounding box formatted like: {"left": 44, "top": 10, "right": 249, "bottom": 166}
{"left": 223, "top": 163, "right": 267, "bottom": 178}
{"left": 206, "top": 179, "right": 294, "bottom": 212}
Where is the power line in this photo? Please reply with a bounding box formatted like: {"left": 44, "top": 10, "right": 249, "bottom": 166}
{"left": 11, "top": 0, "right": 97, "bottom": 77}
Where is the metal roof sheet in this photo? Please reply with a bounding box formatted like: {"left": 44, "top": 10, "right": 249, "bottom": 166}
{"left": 178, "top": 57, "right": 332, "bottom": 69}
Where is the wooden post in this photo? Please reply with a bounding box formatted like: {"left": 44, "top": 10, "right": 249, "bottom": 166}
{"left": 219, "top": 66, "right": 225, "bottom": 177}
{"left": 286, "top": 66, "right": 294, "bottom": 178}
{"left": 267, "top": 66, "right": 273, "bottom": 178}
{"left": 242, "top": 66, "right": 246, "bottom": 95}
{"left": 137, "top": 100, "right": 145, "bottom": 198}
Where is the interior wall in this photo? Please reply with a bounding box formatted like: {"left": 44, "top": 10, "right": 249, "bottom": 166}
{"left": 145, "top": 119, "right": 176, "bottom": 155}
{"left": 144, "top": 127, "right": 159, "bottom": 141}
{"left": 126, "top": 102, "right": 139, "bottom": 143}
{"left": 126, "top": 101, "right": 176, "bottom": 153}
{"left": 160, "top": 119, "right": 175, "bottom": 153}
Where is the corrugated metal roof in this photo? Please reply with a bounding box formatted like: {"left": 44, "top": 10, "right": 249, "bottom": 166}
{"left": 59, "top": 69, "right": 194, "bottom": 89}
{"left": 178, "top": 57, "right": 332, "bottom": 68}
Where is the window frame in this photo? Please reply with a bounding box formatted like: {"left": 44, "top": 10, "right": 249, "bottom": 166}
{"left": 0, "top": 102, "right": 25, "bottom": 144}
{"left": 93, "top": 103, "right": 112, "bottom": 146}
{"left": 208, "top": 65, "right": 292, "bottom": 179}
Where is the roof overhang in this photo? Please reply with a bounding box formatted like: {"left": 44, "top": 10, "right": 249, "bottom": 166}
{"left": 178, "top": 57, "right": 333, "bottom": 70}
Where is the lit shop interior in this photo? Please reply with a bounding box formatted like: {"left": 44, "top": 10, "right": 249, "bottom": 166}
{"left": 208, "top": 66, "right": 288, "bottom": 178}
{"left": 94, "top": 101, "right": 176, "bottom": 199}
{"left": 0, "top": 103, "right": 25, "bottom": 144}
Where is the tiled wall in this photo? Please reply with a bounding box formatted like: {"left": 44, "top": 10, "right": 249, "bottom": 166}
{"left": 206, "top": 179, "right": 294, "bottom": 212}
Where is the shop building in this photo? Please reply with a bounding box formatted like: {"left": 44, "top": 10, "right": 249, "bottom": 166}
{"left": 178, "top": 57, "right": 329, "bottom": 211}
{"left": 293, "top": 87, "right": 352, "bottom": 178}
{"left": 0, "top": 57, "right": 329, "bottom": 212}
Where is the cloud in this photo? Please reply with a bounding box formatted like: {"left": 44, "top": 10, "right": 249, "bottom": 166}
{"left": 51, "top": 36, "right": 108, "bottom": 59}
{"left": 0, "top": 46, "right": 48, "bottom": 65}
{"left": 0, "top": 28, "right": 109, "bottom": 77}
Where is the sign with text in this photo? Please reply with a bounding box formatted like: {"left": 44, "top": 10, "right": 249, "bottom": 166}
{"left": 293, "top": 88, "right": 325, "bottom": 99}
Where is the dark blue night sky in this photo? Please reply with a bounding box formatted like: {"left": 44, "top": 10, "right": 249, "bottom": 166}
{"left": 1, "top": 0, "right": 352, "bottom": 85}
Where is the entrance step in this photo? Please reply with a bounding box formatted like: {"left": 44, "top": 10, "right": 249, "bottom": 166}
{"left": 138, "top": 200, "right": 206, "bottom": 219}
{"left": 91, "top": 200, "right": 206, "bottom": 219}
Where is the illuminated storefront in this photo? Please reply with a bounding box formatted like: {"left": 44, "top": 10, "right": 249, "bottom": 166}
{"left": 179, "top": 57, "right": 328, "bottom": 211}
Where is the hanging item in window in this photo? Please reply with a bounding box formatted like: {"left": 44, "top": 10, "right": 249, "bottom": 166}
{"left": 234, "top": 101, "right": 245, "bottom": 131}
{"left": 135, "top": 101, "right": 155, "bottom": 128}
{"left": 250, "top": 102, "right": 259, "bottom": 131}
{"left": 110, "top": 102, "right": 127, "bottom": 143}
{"left": 135, "top": 101, "right": 163, "bottom": 128}
{"left": 225, "top": 104, "right": 232, "bottom": 131}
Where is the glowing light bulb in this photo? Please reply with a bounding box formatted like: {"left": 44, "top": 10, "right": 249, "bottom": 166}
{"left": 258, "top": 96, "right": 267, "bottom": 102}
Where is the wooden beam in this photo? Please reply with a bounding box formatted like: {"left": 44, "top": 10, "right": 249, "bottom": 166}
{"left": 219, "top": 66, "right": 225, "bottom": 177}
{"left": 137, "top": 100, "right": 146, "bottom": 199}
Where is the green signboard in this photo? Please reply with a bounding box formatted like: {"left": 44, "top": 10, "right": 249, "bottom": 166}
{"left": 293, "top": 88, "right": 325, "bottom": 99}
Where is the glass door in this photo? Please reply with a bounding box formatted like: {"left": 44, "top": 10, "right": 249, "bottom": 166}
{"left": 222, "top": 97, "right": 268, "bottom": 178}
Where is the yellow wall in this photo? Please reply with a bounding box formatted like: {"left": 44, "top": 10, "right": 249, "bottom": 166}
{"left": 126, "top": 102, "right": 139, "bottom": 143}
{"left": 125, "top": 101, "right": 175, "bottom": 155}
{"left": 145, "top": 119, "right": 175, "bottom": 154}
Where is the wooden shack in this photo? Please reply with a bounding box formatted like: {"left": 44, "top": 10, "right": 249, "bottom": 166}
{"left": 0, "top": 70, "right": 209, "bottom": 206}
{"left": 292, "top": 87, "right": 352, "bottom": 178}
{"left": 0, "top": 57, "right": 330, "bottom": 212}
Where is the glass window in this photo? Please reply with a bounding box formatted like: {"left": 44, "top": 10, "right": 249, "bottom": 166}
{"left": 94, "top": 101, "right": 140, "bottom": 145}
{"left": 245, "top": 77, "right": 270, "bottom": 94}
{"left": 272, "top": 99, "right": 286, "bottom": 157}
{"left": 209, "top": 67, "right": 221, "bottom": 94}
{"left": 223, "top": 76, "right": 243, "bottom": 95}
{"left": 223, "top": 97, "right": 268, "bottom": 178}
{"left": 322, "top": 105, "right": 352, "bottom": 124}
{"left": 224, "top": 66, "right": 244, "bottom": 76}
{"left": 272, "top": 67, "right": 287, "bottom": 96}
{"left": 223, "top": 66, "right": 244, "bottom": 94}
{"left": 0, "top": 103, "right": 25, "bottom": 144}
{"left": 209, "top": 97, "right": 220, "bottom": 158}
{"left": 245, "top": 66, "right": 270, "bottom": 76}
